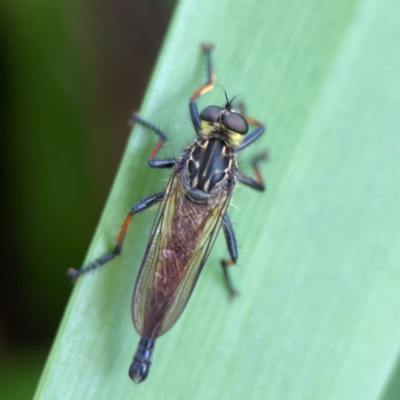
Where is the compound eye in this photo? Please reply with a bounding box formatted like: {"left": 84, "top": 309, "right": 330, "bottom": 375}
{"left": 224, "top": 113, "right": 248, "bottom": 134}
{"left": 200, "top": 106, "right": 223, "bottom": 122}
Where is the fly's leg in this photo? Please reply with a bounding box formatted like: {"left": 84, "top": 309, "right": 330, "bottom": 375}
{"left": 67, "top": 192, "right": 165, "bottom": 282}
{"left": 236, "top": 115, "right": 265, "bottom": 151}
{"left": 68, "top": 113, "right": 174, "bottom": 283}
{"left": 221, "top": 214, "right": 239, "bottom": 299}
{"left": 130, "top": 112, "right": 175, "bottom": 168}
{"left": 220, "top": 152, "right": 267, "bottom": 295}
{"left": 238, "top": 150, "right": 268, "bottom": 191}
{"left": 190, "top": 44, "right": 216, "bottom": 135}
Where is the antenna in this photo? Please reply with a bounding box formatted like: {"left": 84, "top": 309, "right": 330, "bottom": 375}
{"left": 217, "top": 84, "right": 230, "bottom": 107}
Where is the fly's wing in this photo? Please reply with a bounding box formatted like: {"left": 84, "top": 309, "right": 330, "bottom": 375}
{"left": 132, "top": 171, "right": 231, "bottom": 339}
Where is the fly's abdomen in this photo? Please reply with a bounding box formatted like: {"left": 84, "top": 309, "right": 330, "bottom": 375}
{"left": 129, "top": 336, "right": 155, "bottom": 383}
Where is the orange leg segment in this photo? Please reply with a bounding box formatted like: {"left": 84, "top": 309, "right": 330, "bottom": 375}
{"left": 67, "top": 192, "right": 165, "bottom": 283}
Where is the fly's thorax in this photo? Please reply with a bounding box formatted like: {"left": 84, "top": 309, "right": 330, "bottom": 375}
{"left": 179, "top": 137, "right": 237, "bottom": 203}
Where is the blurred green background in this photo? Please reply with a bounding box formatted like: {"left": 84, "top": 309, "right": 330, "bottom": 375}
{"left": 3, "top": 0, "right": 400, "bottom": 398}
{"left": 0, "top": 1, "right": 175, "bottom": 398}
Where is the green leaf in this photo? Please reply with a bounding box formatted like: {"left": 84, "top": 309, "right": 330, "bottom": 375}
{"left": 35, "top": 0, "right": 400, "bottom": 398}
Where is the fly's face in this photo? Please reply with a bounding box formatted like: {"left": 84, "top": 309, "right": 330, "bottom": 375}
{"left": 180, "top": 137, "right": 238, "bottom": 203}
{"left": 199, "top": 102, "right": 249, "bottom": 147}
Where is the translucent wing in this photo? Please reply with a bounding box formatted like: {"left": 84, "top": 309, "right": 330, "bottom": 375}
{"left": 132, "top": 170, "right": 231, "bottom": 339}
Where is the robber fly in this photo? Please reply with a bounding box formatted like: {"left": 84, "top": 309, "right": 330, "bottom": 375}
{"left": 68, "top": 44, "right": 267, "bottom": 383}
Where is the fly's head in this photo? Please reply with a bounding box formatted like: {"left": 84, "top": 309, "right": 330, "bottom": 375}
{"left": 199, "top": 96, "right": 249, "bottom": 147}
